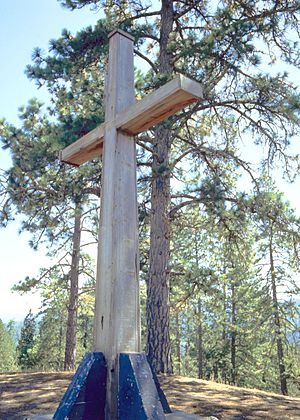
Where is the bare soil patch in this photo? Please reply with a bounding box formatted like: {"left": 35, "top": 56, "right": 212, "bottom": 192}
{"left": 0, "top": 371, "right": 299, "bottom": 419}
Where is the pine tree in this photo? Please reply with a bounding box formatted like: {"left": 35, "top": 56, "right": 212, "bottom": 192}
{"left": 3, "top": 0, "right": 300, "bottom": 376}
{"left": 16, "top": 311, "right": 37, "bottom": 370}
{"left": 47, "top": 0, "right": 299, "bottom": 372}
{"left": 0, "top": 320, "right": 17, "bottom": 372}
{"left": 253, "top": 182, "right": 300, "bottom": 395}
{"left": 0, "top": 98, "right": 100, "bottom": 371}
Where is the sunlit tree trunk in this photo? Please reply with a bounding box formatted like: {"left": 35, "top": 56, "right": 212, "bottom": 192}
{"left": 197, "top": 299, "right": 204, "bottom": 379}
{"left": 175, "top": 312, "right": 182, "bottom": 375}
{"left": 64, "top": 201, "right": 82, "bottom": 371}
{"left": 230, "top": 283, "right": 237, "bottom": 385}
{"left": 269, "top": 224, "right": 288, "bottom": 395}
{"left": 185, "top": 328, "right": 190, "bottom": 375}
{"left": 146, "top": 0, "right": 174, "bottom": 374}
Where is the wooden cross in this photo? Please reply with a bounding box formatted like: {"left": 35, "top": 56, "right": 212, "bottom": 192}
{"left": 60, "top": 29, "right": 203, "bottom": 417}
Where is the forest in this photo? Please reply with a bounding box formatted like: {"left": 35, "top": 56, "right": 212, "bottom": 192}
{"left": 0, "top": 0, "right": 300, "bottom": 399}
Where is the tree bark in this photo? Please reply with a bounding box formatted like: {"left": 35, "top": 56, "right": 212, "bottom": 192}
{"left": 195, "top": 235, "right": 204, "bottom": 379}
{"left": 64, "top": 201, "right": 82, "bottom": 371}
{"left": 269, "top": 225, "right": 288, "bottom": 396}
{"left": 185, "top": 328, "right": 190, "bottom": 375}
{"left": 82, "top": 314, "right": 89, "bottom": 350}
{"left": 175, "top": 312, "right": 181, "bottom": 375}
{"left": 230, "top": 283, "right": 237, "bottom": 385}
{"left": 197, "top": 299, "right": 204, "bottom": 379}
{"left": 222, "top": 277, "right": 227, "bottom": 383}
{"left": 59, "top": 320, "right": 64, "bottom": 370}
{"left": 147, "top": 126, "right": 173, "bottom": 373}
{"left": 146, "top": 0, "right": 174, "bottom": 374}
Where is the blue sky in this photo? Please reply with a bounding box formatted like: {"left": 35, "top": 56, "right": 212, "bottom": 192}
{"left": 0, "top": 1, "right": 299, "bottom": 323}
{"left": 0, "top": 1, "right": 101, "bottom": 127}
{"left": 0, "top": 0, "right": 101, "bottom": 322}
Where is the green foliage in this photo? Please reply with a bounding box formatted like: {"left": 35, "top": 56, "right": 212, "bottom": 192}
{"left": 12, "top": 257, "right": 96, "bottom": 371}
{"left": 168, "top": 182, "right": 300, "bottom": 395}
{"left": 34, "top": 302, "right": 67, "bottom": 371}
{"left": 0, "top": 320, "right": 18, "bottom": 372}
{"left": 16, "top": 311, "right": 38, "bottom": 370}
{"left": 1, "top": 0, "right": 300, "bottom": 395}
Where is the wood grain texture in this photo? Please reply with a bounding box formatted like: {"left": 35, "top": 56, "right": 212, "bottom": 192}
{"left": 60, "top": 123, "right": 105, "bottom": 166}
{"left": 108, "top": 28, "right": 135, "bottom": 41}
{"left": 116, "top": 75, "right": 203, "bottom": 135}
{"left": 58, "top": 28, "right": 205, "bottom": 418}
{"left": 60, "top": 75, "right": 203, "bottom": 166}
{"left": 92, "top": 30, "right": 139, "bottom": 419}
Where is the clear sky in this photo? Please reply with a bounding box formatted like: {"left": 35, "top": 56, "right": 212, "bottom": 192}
{"left": 0, "top": 1, "right": 299, "bottom": 323}
{"left": 0, "top": 0, "right": 101, "bottom": 322}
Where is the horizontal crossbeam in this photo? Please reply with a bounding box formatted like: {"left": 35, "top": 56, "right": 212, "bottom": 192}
{"left": 59, "top": 124, "right": 105, "bottom": 167}
{"left": 116, "top": 75, "right": 203, "bottom": 135}
{"left": 60, "top": 75, "right": 203, "bottom": 166}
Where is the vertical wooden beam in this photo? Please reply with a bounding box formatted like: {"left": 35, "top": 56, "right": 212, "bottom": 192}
{"left": 93, "top": 29, "right": 140, "bottom": 418}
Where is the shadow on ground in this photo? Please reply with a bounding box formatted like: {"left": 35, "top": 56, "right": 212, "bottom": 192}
{"left": 159, "top": 376, "right": 300, "bottom": 420}
{"left": 0, "top": 372, "right": 72, "bottom": 419}
{"left": 0, "top": 371, "right": 300, "bottom": 419}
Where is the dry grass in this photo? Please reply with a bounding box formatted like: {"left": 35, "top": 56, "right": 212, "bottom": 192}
{"left": 0, "top": 371, "right": 299, "bottom": 419}
{"left": 160, "top": 375, "right": 300, "bottom": 419}
{"left": 0, "top": 372, "right": 72, "bottom": 419}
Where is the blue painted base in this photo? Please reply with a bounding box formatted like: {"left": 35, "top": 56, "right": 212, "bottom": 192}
{"left": 54, "top": 352, "right": 107, "bottom": 419}
{"left": 146, "top": 355, "right": 172, "bottom": 415}
{"left": 119, "top": 352, "right": 171, "bottom": 419}
{"left": 54, "top": 351, "right": 171, "bottom": 419}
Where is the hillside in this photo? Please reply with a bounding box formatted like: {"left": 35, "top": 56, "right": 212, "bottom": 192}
{"left": 0, "top": 372, "right": 299, "bottom": 419}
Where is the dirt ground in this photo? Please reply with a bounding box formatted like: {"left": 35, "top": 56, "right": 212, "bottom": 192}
{"left": 159, "top": 376, "right": 300, "bottom": 420}
{"left": 0, "top": 371, "right": 300, "bottom": 419}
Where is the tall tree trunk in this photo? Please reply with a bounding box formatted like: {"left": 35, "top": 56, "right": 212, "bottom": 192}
{"left": 222, "top": 277, "right": 227, "bottom": 383}
{"left": 197, "top": 299, "right": 204, "bottom": 379}
{"left": 195, "top": 234, "right": 203, "bottom": 379}
{"left": 147, "top": 125, "right": 173, "bottom": 373}
{"left": 146, "top": 0, "right": 174, "bottom": 374}
{"left": 175, "top": 312, "right": 181, "bottom": 375}
{"left": 230, "top": 283, "right": 237, "bottom": 385}
{"left": 82, "top": 314, "right": 89, "bottom": 350}
{"left": 185, "top": 326, "right": 190, "bottom": 375}
{"left": 269, "top": 225, "right": 288, "bottom": 395}
{"left": 64, "top": 201, "right": 82, "bottom": 371}
{"left": 213, "top": 363, "right": 218, "bottom": 381}
{"left": 59, "top": 321, "right": 64, "bottom": 370}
